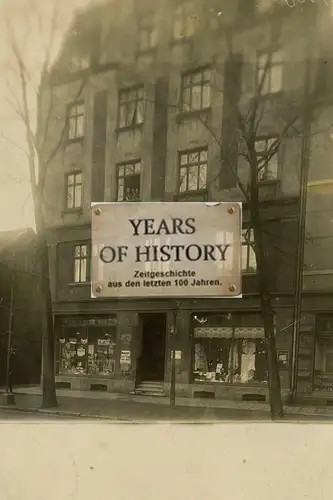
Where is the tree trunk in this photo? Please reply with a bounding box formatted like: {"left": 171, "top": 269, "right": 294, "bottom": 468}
{"left": 251, "top": 205, "right": 284, "bottom": 420}
{"left": 34, "top": 191, "right": 58, "bottom": 409}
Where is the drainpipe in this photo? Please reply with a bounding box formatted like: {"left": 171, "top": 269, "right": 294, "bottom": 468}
{"left": 290, "top": 20, "right": 313, "bottom": 401}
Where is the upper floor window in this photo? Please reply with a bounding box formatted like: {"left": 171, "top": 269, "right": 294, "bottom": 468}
{"left": 257, "top": 0, "right": 275, "bottom": 13}
{"left": 73, "top": 243, "right": 89, "bottom": 283}
{"left": 255, "top": 137, "right": 279, "bottom": 182}
{"left": 137, "top": 11, "right": 157, "bottom": 51}
{"left": 242, "top": 228, "right": 256, "bottom": 274}
{"left": 68, "top": 102, "right": 85, "bottom": 140}
{"left": 117, "top": 161, "right": 141, "bottom": 201}
{"left": 66, "top": 171, "right": 82, "bottom": 209}
{"left": 178, "top": 148, "right": 208, "bottom": 193}
{"left": 256, "top": 50, "right": 283, "bottom": 95}
{"left": 181, "top": 68, "right": 212, "bottom": 112}
{"left": 173, "top": 2, "right": 197, "bottom": 40}
{"left": 118, "top": 86, "right": 145, "bottom": 129}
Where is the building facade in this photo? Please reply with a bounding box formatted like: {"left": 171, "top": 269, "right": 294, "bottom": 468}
{"left": 0, "top": 229, "right": 42, "bottom": 388}
{"left": 40, "top": 0, "right": 330, "bottom": 402}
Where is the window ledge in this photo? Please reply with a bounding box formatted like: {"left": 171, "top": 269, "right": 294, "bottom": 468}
{"left": 116, "top": 123, "right": 144, "bottom": 134}
{"left": 65, "top": 136, "right": 85, "bottom": 146}
{"left": 68, "top": 282, "right": 90, "bottom": 287}
{"left": 176, "top": 107, "right": 211, "bottom": 124}
{"left": 62, "top": 208, "right": 83, "bottom": 216}
{"left": 170, "top": 36, "right": 194, "bottom": 47}
{"left": 258, "top": 179, "right": 279, "bottom": 186}
{"left": 242, "top": 271, "right": 257, "bottom": 276}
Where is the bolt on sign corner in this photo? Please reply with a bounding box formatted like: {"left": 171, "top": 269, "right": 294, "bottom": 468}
{"left": 91, "top": 202, "right": 242, "bottom": 299}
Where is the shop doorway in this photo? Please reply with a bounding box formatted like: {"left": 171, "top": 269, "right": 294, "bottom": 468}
{"left": 138, "top": 313, "right": 167, "bottom": 382}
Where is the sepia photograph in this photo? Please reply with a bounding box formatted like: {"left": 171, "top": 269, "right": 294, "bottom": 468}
{"left": 1, "top": 0, "right": 333, "bottom": 497}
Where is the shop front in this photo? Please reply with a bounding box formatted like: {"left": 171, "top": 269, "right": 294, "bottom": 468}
{"left": 54, "top": 305, "right": 293, "bottom": 402}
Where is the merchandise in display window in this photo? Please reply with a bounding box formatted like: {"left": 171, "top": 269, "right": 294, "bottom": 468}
{"left": 58, "top": 316, "right": 117, "bottom": 377}
{"left": 192, "top": 324, "right": 268, "bottom": 385}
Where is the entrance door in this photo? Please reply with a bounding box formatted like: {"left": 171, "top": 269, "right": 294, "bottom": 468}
{"left": 138, "top": 313, "right": 167, "bottom": 382}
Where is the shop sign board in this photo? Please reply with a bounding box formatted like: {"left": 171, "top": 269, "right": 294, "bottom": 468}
{"left": 120, "top": 350, "right": 131, "bottom": 364}
{"left": 91, "top": 202, "right": 242, "bottom": 299}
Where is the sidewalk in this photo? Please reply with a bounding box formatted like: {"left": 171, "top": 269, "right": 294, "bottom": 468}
{"left": 1, "top": 386, "right": 333, "bottom": 421}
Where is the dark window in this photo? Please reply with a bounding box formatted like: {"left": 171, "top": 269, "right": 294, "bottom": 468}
{"left": 242, "top": 228, "right": 256, "bottom": 273}
{"left": 181, "top": 68, "right": 212, "bottom": 112}
{"left": 117, "top": 161, "right": 141, "bottom": 201}
{"left": 73, "top": 244, "right": 89, "bottom": 283}
{"left": 255, "top": 137, "right": 279, "bottom": 182}
{"left": 68, "top": 102, "right": 85, "bottom": 139}
{"left": 256, "top": 50, "right": 283, "bottom": 95}
{"left": 66, "top": 171, "right": 82, "bottom": 209}
{"left": 178, "top": 148, "right": 207, "bottom": 193}
{"left": 138, "top": 12, "right": 157, "bottom": 51}
{"left": 118, "top": 87, "right": 145, "bottom": 128}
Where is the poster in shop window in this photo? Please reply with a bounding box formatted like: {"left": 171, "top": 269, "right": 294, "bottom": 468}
{"left": 91, "top": 202, "right": 242, "bottom": 299}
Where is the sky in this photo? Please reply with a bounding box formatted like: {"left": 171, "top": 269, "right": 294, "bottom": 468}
{"left": 0, "top": 0, "right": 98, "bottom": 231}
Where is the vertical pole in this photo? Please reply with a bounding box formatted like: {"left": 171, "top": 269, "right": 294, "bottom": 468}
{"left": 169, "top": 309, "right": 177, "bottom": 408}
{"left": 5, "top": 272, "right": 14, "bottom": 394}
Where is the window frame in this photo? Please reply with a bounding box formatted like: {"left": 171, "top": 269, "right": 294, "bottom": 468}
{"left": 72, "top": 242, "right": 90, "bottom": 284}
{"left": 67, "top": 101, "right": 85, "bottom": 141}
{"left": 241, "top": 227, "right": 257, "bottom": 274}
{"left": 255, "top": 49, "right": 283, "bottom": 96}
{"left": 178, "top": 147, "right": 208, "bottom": 194}
{"left": 173, "top": 2, "right": 196, "bottom": 40}
{"left": 255, "top": 136, "right": 280, "bottom": 183}
{"left": 181, "top": 67, "right": 212, "bottom": 113}
{"left": 116, "top": 160, "right": 142, "bottom": 201}
{"left": 65, "top": 170, "right": 83, "bottom": 211}
{"left": 137, "top": 11, "right": 157, "bottom": 53}
{"left": 117, "top": 85, "right": 145, "bottom": 130}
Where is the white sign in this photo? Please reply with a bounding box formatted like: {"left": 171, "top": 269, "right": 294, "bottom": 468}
{"left": 91, "top": 202, "right": 242, "bottom": 298}
{"left": 120, "top": 350, "right": 131, "bottom": 364}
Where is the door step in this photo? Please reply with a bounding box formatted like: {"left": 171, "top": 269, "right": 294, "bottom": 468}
{"left": 131, "top": 381, "right": 166, "bottom": 397}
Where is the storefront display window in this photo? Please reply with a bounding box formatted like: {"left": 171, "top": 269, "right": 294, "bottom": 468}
{"left": 192, "top": 314, "right": 268, "bottom": 385}
{"left": 314, "top": 315, "right": 333, "bottom": 391}
{"left": 58, "top": 316, "right": 117, "bottom": 377}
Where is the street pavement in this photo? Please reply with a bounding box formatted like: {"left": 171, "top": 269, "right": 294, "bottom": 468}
{"left": 1, "top": 392, "right": 333, "bottom": 421}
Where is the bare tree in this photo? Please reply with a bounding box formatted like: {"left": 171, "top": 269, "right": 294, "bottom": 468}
{"left": 1, "top": 0, "right": 90, "bottom": 407}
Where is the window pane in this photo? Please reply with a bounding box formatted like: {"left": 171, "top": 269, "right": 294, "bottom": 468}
{"left": 127, "top": 100, "right": 136, "bottom": 125}
{"left": 81, "top": 245, "right": 88, "bottom": 257}
{"left": 119, "top": 103, "right": 127, "bottom": 127}
{"left": 249, "top": 247, "right": 257, "bottom": 272}
{"left": 266, "top": 157, "right": 278, "bottom": 179}
{"left": 68, "top": 174, "right": 74, "bottom": 185}
{"left": 118, "top": 182, "right": 124, "bottom": 201}
{"left": 233, "top": 339, "right": 267, "bottom": 383}
{"left": 191, "top": 85, "right": 202, "bottom": 110}
{"left": 255, "top": 140, "right": 266, "bottom": 153}
{"left": 76, "top": 115, "right": 84, "bottom": 137}
{"left": 74, "top": 259, "right": 81, "bottom": 282}
{"left": 200, "top": 149, "right": 208, "bottom": 162}
{"left": 68, "top": 118, "right": 76, "bottom": 139}
{"left": 75, "top": 173, "right": 82, "bottom": 184}
{"left": 118, "top": 165, "right": 125, "bottom": 177}
{"left": 270, "top": 65, "right": 283, "bottom": 93}
{"left": 179, "top": 167, "right": 187, "bottom": 192}
{"left": 136, "top": 99, "right": 145, "bottom": 124}
{"left": 258, "top": 69, "right": 269, "bottom": 94}
{"left": 77, "top": 103, "right": 85, "bottom": 115}
{"left": 192, "top": 72, "right": 202, "bottom": 84}
{"left": 272, "top": 51, "right": 283, "bottom": 64}
{"left": 189, "top": 151, "right": 199, "bottom": 164}
{"left": 188, "top": 166, "right": 198, "bottom": 191}
{"left": 134, "top": 162, "right": 141, "bottom": 174}
{"left": 74, "top": 185, "right": 82, "bottom": 207}
{"left": 193, "top": 338, "right": 233, "bottom": 383}
{"left": 202, "top": 83, "right": 211, "bottom": 108}
{"left": 241, "top": 245, "right": 249, "bottom": 272}
{"left": 74, "top": 245, "right": 81, "bottom": 258}
{"left": 182, "top": 88, "right": 191, "bottom": 111}
{"left": 67, "top": 186, "right": 74, "bottom": 209}
{"left": 198, "top": 164, "right": 207, "bottom": 189}
{"left": 258, "top": 53, "right": 268, "bottom": 69}
{"left": 125, "top": 164, "right": 134, "bottom": 176}
{"left": 180, "top": 153, "right": 188, "bottom": 166}
{"left": 80, "top": 259, "right": 87, "bottom": 282}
